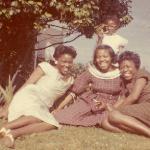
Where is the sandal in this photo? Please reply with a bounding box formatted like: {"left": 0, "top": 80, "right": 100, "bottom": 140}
{"left": 0, "top": 128, "right": 15, "bottom": 148}
{"left": 5, "top": 132, "right": 15, "bottom": 148}
{"left": 0, "top": 127, "right": 11, "bottom": 138}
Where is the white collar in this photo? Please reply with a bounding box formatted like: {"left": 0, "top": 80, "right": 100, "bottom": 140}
{"left": 88, "top": 63, "right": 120, "bottom": 79}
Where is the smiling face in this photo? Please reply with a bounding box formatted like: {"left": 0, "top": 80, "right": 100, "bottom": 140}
{"left": 119, "top": 60, "right": 138, "bottom": 81}
{"left": 56, "top": 54, "right": 74, "bottom": 76}
{"left": 104, "top": 19, "right": 119, "bottom": 35}
{"left": 95, "top": 49, "right": 113, "bottom": 73}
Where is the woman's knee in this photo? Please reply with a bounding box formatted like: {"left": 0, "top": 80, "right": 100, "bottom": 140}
{"left": 101, "top": 119, "right": 108, "bottom": 129}
{"left": 101, "top": 115, "right": 110, "bottom": 129}
{"left": 108, "top": 110, "right": 122, "bottom": 123}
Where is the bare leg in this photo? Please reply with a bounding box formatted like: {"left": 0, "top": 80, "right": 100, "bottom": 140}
{"left": 1, "top": 122, "right": 56, "bottom": 148}
{"left": 11, "top": 122, "right": 56, "bottom": 138}
{"left": 102, "top": 114, "right": 140, "bottom": 134}
{"left": 101, "top": 113, "right": 123, "bottom": 133}
{"left": 3, "top": 116, "right": 42, "bottom": 129}
{"left": 108, "top": 110, "right": 150, "bottom": 137}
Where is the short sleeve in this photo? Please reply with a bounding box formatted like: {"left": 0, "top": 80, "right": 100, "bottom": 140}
{"left": 38, "top": 62, "right": 56, "bottom": 75}
{"left": 71, "top": 71, "right": 91, "bottom": 95}
{"left": 102, "top": 34, "right": 128, "bottom": 54}
{"left": 135, "top": 69, "right": 150, "bottom": 83}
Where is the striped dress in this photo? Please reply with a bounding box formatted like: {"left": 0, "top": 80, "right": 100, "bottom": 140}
{"left": 119, "top": 69, "right": 150, "bottom": 127}
{"left": 54, "top": 64, "right": 121, "bottom": 126}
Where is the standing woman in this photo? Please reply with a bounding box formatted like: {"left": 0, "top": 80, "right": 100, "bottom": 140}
{"left": 0, "top": 45, "right": 77, "bottom": 148}
{"left": 53, "top": 45, "right": 121, "bottom": 127}
{"left": 96, "top": 15, "right": 128, "bottom": 55}
{"left": 101, "top": 51, "right": 150, "bottom": 137}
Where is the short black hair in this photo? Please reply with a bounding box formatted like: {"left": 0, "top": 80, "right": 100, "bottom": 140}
{"left": 118, "top": 51, "right": 141, "bottom": 69}
{"left": 103, "top": 15, "right": 120, "bottom": 26}
{"left": 93, "top": 45, "right": 117, "bottom": 66}
{"left": 53, "top": 45, "right": 77, "bottom": 60}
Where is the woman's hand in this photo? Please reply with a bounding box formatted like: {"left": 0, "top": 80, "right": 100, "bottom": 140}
{"left": 106, "top": 104, "right": 115, "bottom": 112}
{"left": 94, "top": 99, "right": 106, "bottom": 111}
{"left": 51, "top": 109, "right": 59, "bottom": 115}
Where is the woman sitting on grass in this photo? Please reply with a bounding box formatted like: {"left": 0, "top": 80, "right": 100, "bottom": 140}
{"left": 53, "top": 45, "right": 121, "bottom": 127}
{"left": 101, "top": 51, "right": 150, "bottom": 137}
{"left": 0, "top": 45, "right": 77, "bottom": 148}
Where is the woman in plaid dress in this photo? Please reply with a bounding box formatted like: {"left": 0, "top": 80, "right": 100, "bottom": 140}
{"left": 53, "top": 45, "right": 121, "bottom": 126}
{"left": 101, "top": 51, "right": 150, "bottom": 137}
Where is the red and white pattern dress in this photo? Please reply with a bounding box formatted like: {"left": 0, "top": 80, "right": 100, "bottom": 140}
{"left": 54, "top": 64, "right": 121, "bottom": 126}
{"left": 119, "top": 69, "right": 150, "bottom": 127}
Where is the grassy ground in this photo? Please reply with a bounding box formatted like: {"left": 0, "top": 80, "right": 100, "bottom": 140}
{"left": 0, "top": 124, "right": 150, "bottom": 150}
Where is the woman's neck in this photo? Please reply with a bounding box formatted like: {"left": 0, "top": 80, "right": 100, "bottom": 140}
{"left": 98, "top": 65, "right": 117, "bottom": 73}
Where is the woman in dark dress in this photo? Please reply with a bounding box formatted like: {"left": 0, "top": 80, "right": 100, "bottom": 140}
{"left": 53, "top": 45, "right": 121, "bottom": 127}
{"left": 102, "top": 51, "right": 150, "bottom": 137}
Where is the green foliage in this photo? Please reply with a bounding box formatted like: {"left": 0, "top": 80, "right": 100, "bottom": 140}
{"left": 71, "top": 63, "right": 87, "bottom": 78}
{"left": 0, "top": 0, "right": 132, "bottom": 37}
{"left": 0, "top": 0, "right": 132, "bottom": 87}
{"left": 0, "top": 76, "right": 15, "bottom": 103}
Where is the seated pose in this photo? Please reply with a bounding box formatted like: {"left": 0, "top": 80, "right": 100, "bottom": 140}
{"left": 101, "top": 51, "right": 150, "bottom": 137}
{"left": 0, "top": 45, "right": 77, "bottom": 148}
{"left": 53, "top": 45, "right": 121, "bottom": 127}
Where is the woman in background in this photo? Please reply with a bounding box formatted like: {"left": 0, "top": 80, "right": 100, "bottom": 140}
{"left": 96, "top": 15, "right": 128, "bottom": 55}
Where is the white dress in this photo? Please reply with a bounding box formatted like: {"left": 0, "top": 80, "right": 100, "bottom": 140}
{"left": 8, "top": 62, "right": 74, "bottom": 128}
{"left": 102, "top": 34, "right": 128, "bottom": 54}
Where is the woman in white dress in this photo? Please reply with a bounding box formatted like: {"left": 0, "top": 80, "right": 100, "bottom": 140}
{"left": 0, "top": 45, "right": 77, "bottom": 148}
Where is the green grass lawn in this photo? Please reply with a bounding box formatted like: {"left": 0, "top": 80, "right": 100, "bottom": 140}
{"left": 0, "top": 125, "right": 150, "bottom": 150}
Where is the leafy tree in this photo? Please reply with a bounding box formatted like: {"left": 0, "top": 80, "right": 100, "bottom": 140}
{"left": 70, "top": 63, "right": 87, "bottom": 78}
{"left": 0, "top": 0, "right": 132, "bottom": 87}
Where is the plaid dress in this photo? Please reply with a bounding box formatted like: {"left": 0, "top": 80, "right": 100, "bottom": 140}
{"left": 119, "top": 69, "right": 150, "bottom": 127}
{"left": 54, "top": 65, "right": 121, "bottom": 126}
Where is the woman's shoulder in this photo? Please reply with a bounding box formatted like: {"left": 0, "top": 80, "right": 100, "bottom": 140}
{"left": 75, "top": 70, "right": 91, "bottom": 80}
{"left": 135, "top": 68, "right": 150, "bottom": 81}
{"left": 38, "top": 61, "right": 57, "bottom": 75}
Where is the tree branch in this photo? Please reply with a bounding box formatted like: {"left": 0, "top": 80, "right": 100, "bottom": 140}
{"left": 38, "top": 33, "right": 65, "bottom": 37}
{"left": 47, "top": 24, "right": 70, "bottom": 30}
{"left": 37, "top": 30, "right": 79, "bottom": 43}
{"left": 35, "top": 34, "right": 82, "bottom": 51}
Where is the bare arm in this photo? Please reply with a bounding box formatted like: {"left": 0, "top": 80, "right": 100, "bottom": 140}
{"left": 116, "top": 78, "right": 147, "bottom": 107}
{"left": 56, "top": 93, "right": 75, "bottom": 110}
{"left": 113, "top": 96, "right": 125, "bottom": 108}
{"left": 20, "top": 66, "right": 45, "bottom": 89}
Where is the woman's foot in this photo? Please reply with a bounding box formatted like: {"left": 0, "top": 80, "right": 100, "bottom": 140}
{"left": 0, "top": 127, "right": 10, "bottom": 138}
{"left": 0, "top": 127, "right": 15, "bottom": 148}
{"left": 0, "top": 132, "right": 15, "bottom": 149}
